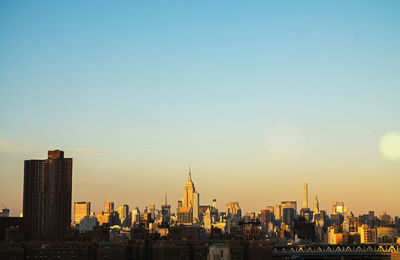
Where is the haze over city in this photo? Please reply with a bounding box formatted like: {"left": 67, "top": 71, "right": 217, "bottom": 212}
{"left": 1, "top": 1, "right": 400, "bottom": 218}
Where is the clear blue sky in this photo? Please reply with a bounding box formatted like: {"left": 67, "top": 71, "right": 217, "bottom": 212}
{"left": 1, "top": 1, "right": 400, "bottom": 216}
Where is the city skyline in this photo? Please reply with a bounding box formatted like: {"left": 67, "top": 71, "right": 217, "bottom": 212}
{"left": 1, "top": 149, "right": 399, "bottom": 218}
{"left": 1, "top": 1, "right": 400, "bottom": 217}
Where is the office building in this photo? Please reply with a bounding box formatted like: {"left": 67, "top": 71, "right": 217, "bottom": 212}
{"left": 177, "top": 166, "right": 200, "bottom": 225}
{"left": 161, "top": 194, "right": 171, "bottom": 225}
{"left": 274, "top": 205, "right": 281, "bottom": 220}
{"left": 192, "top": 192, "right": 199, "bottom": 221}
{"left": 226, "top": 202, "right": 241, "bottom": 218}
{"left": 177, "top": 207, "right": 192, "bottom": 225}
{"left": 226, "top": 202, "right": 242, "bottom": 225}
{"left": 212, "top": 199, "right": 217, "bottom": 209}
{"left": 131, "top": 207, "right": 140, "bottom": 226}
{"left": 74, "top": 202, "right": 90, "bottom": 224}
{"left": 281, "top": 201, "right": 297, "bottom": 216}
{"left": 313, "top": 195, "right": 319, "bottom": 213}
{"left": 368, "top": 211, "right": 375, "bottom": 227}
{"left": 23, "top": 150, "right": 72, "bottom": 241}
{"left": 146, "top": 204, "right": 155, "bottom": 220}
{"left": 104, "top": 201, "right": 114, "bottom": 213}
{"left": 203, "top": 207, "right": 212, "bottom": 230}
{"left": 302, "top": 183, "right": 308, "bottom": 209}
{"left": 260, "top": 208, "right": 274, "bottom": 230}
{"left": 376, "top": 226, "right": 398, "bottom": 242}
{"left": 332, "top": 201, "right": 344, "bottom": 214}
{"left": 118, "top": 204, "right": 130, "bottom": 227}
{"left": 378, "top": 212, "right": 392, "bottom": 224}
{"left": 183, "top": 166, "right": 194, "bottom": 208}
{"left": 358, "top": 224, "right": 377, "bottom": 244}
{"left": 282, "top": 208, "right": 295, "bottom": 226}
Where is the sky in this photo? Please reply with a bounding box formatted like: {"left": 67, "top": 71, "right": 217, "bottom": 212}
{"left": 0, "top": 1, "right": 400, "bottom": 217}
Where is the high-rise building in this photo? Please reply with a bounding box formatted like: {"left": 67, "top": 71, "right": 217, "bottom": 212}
{"left": 147, "top": 204, "right": 156, "bottom": 220}
{"left": 212, "top": 199, "right": 217, "bottom": 209}
{"left": 131, "top": 207, "right": 140, "bottom": 226}
{"left": 265, "top": 206, "right": 274, "bottom": 213}
{"left": 332, "top": 201, "right": 344, "bottom": 214}
{"left": 183, "top": 166, "right": 195, "bottom": 208}
{"left": 177, "top": 165, "right": 199, "bottom": 225}
{"left": 23, "top": 150, "right": 72, "bottom": 241}
{"left": 104, "top": 201, "right": 114, "bottom": 213}
{"left": 313, "top": 195, "right": 319, "bottom": 213}
{"left": 192, "top": 192, "right": 199, "bottom": 221}
{"left": 226, "top": 202, "right": 242, "bottom": 224}
{"left": 74, "top": 202, "right": 90, "bottom": 224}
{"left": 203, "top": 207, "right": 212, "bottom": 230}
{"left": 378, "top": 212, "right": 392, "bottom": 224}
{"left": 260, "top": 208, "right": 274, "bottom": 230}
{"left": 282, "top": 208, "right": 295, "bottom": 226}
{"left": 161, "top": 193, "right": 171, "bottom": 225}
{"left": 368, "top": 211, "right": 375, "bottom": 227}
{"left": 118, "top": 204, "right": 131, "bottom": 227}
{"left": 274, "top": 205, "right": 282, "bottom": 220}
{"left": 281, "top": 201, "right": 297, "bottom": 216}
{"left": 302, "top": 183, "right": 308, "bottom": 209}
{"left": 177, "top": 207, "right": 192, "bottom": 224}
{"left": 210, "top": 199, "right": 219, "bottom": 221}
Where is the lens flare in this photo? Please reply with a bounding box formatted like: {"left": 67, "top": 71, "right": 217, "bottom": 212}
{"left": 265, "top": 124, "right": 305, "bottom": 162}
{"left": 379, "top": 132, "right": 400, "bottom": 161}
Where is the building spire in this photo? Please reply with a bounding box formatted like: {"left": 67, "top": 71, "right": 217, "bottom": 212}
{"left": 188, "top": 162, "right": 192, "bottom": 182}
{"left": 164, "top": 192, "right": 168, "bottom": 206}
{"left": 314, "top": 194, "right": 319, "bottom": 213}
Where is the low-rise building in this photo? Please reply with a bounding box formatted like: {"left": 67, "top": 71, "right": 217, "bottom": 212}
{"left": 358, "top": 225, "right": 377, "bottom": 244}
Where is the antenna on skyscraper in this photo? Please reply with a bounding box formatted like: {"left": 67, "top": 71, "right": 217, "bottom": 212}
{"left": 188, "top": 162, "right": 192, "bottom": 182}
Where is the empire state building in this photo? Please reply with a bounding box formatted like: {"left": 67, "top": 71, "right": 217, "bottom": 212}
{"left": 177, "top": 165, "right": 199, "bottom": 225}
{"left": 183, "top": 167, "right": 194, "bottom": 208}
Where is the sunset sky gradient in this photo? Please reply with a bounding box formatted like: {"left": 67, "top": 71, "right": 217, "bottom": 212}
{"left": 1, "top": 1, "right": 400, "bottom": 217}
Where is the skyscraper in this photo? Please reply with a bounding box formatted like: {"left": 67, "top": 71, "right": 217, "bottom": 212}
{"left": 332, "top": 201, "right": 344, "bottom": 214}
{"left": 23, "top": 150, "right": 72, "bottom": 241}
{"left": 313, "top": 195, "right": 319, "bottom": 213}
{"left": 274, "top": 205, "right": 282, "bottom": 220}
{"left": 226, "top": 202, "right": 242, "bottom": 223}
{"left": 183, "top": 165, "right": 195, "bottom": 208}
{"left": 302, "top": 183, "right": 308, "bottom": 209}
{"left": 212, "top": 199, "right": 217, "bottom": 209}
{"left": 104, "top": 201, "right": 114, "bottom": 213}
{"left": 281, "top": 201, "right": 297, "bottom": 216}
{"left": 161, "top": 193, "right": 171, "bottom": 225}
{"left": 118, "top": 204, "right": 130, "bottom": 227}
{"left": 74, "top": 202, "right": 90, "bottom": 224}
{"left": 177, "top": 165, "right": 199, "bottom": 225}
{"left": 260, "top": 208, "right": 274, "bottom": 230}
{"left": 131, "top": 207, "right": 140, "bottom": 227}
{"left": 147, "top": 204, "right": 156, "bottom": 220}
{"left": 282, "top": 207, "right": 295, "bottom": 226}
{"left": 192, "top": 191, "right": 199, "bottom": 221}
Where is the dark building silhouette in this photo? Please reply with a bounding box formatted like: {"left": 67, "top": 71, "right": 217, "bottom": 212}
{"left": 23, "top": 150, "right": 72, "bottom": 241}
{"left": 260, "top": 209, "right": 274, "bottom": 229}
{"left": 0, "top": 217, "right": 24, "bottom": 241}
{"left": 294, "top": 216, "right": 315, "bottom": 242}
{"left": 282, "top": 208, "right": 295, "bottom": 227}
